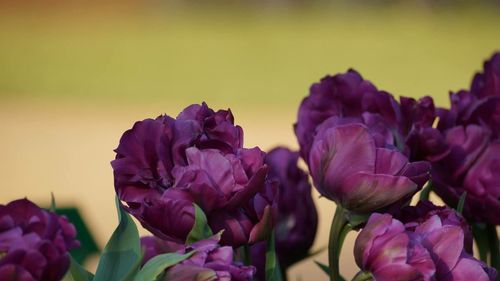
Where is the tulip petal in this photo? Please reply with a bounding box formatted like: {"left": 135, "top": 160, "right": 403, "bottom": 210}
{"left": 374, "top": 148, "right": 408, "bottom": 175}
{"left": 445, "top": 256, "right": 496, "bottom": 281}
{"left": 423, "top": 225, "right": 464, "bottom": 277}
{"left": 341, "top": 172, "right": 417, "bottom": 213}
{"left": 372, "top": 263, "right": 423, "bottom": 281}
{"left": 354, "top": 213, "right": 405, "bottom": 268}
{"left": 309, "top": 124, "right": 376, "bottom": 200}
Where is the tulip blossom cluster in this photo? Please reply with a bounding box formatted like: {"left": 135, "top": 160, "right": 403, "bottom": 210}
{"left": 293, "top": 53, "right": 498, "bottom": 281}
{"left": 355, "top": 203, "right": 495, "bottom": 281}
{"left": 407, "top": 53, "right": 500, "bottom": 225}
{"left": 0, "top": 199, "right": 79, "bottom": 281}
{"left": 3, "top": 53, "right": 500, "bottom": 281}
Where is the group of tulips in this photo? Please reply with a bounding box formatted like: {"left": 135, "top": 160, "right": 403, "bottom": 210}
{"left": 1, "top": 52, "right": 499, "bottom": 281}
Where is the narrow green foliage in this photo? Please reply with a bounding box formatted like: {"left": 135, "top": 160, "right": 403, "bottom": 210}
{"left": 419, "top": 181, "right": 433, "bottom": 201}
{"left": 68, "top": 257, "right": 94, "bottom": 281}
{"left": 133, "top": 252, "right": 194, "bottom": 281}
{"left": 93, "top": 197, "right": 141, "bottom": 281}
{"left": 50, "top": 192, "right": 57, "bottom": 212}
{"left": 186, "top": 204, "right": 213, "bottom": 245}
{"left": 456, "top": 192, "right": 467, "bottom": 214}
{"left": 265, "top": 231, "right": 282, "bottom": 281}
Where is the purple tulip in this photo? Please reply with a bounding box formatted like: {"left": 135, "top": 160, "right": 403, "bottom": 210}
{"left": 294, "top": 70, "right": 403, "bottom": 161}
{"left": 250, "top": 147, "right": 318, "bottom": 280}
{"left": 266, "top": 147, "right": 317, "bottom": 266}
{"left": 396, "top": 201, "right": 473, "bottom": 254}
{"left": 408, "top": 53, "right": 500, "bottom": 224}
{"left": 174, "top": 103, "right": 244, "bottom": 160}
{"left": 141, "top": 234, "right": 255, "bottom": 281}
{"left": 400, "top": 96, "right": 436, "bottom": 134}
{"left": 471, "top": 52, "right": 500, "bottom": 98}
{"left": 112, "top": 103, "right": 277, "bottom": 247}
{"left": 308, "top": 122, "right": 430, "bottom": 213}
{"left": 355, "top": 211, "right": 496, "bottom": 281}
{"left": 0, "top": 199, "right": 80, "bottom": 281}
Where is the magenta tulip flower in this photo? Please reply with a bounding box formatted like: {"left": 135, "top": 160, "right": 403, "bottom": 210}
{"left": 250, "top": 147, "right": 318, "bottom": 280}
{"left": 355, "top": 211, "right": 496, "bottom": 281}
{"left": 0, "top": 199, "right": 80, "bottom": 281}
{"left": 112, "top": 103, "right": 277, "bottom": 247}
{"left": 308, "top": 122, "right": 429, "bottom": 213}
{"left": 141, "top": 234, "right": 255, "bottom": 281}
{"left": 294, "top": 69, "right": 402, "bottom": 161}
{"left": 406, "top": 53, "right": 500, "bottom": 224}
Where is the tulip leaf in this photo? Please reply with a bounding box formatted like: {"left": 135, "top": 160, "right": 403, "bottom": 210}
{"left": 133, "top": 251, "right": 194, "bottom": 281}
{"left": 419, "top": 181, "right": 433, "bottom": 201}
{"left": 486, "top": 224, "right": 500, "bottom": 274}
{"left": 347, "top": 214, "right": 369, "bottom": 228}
{"left": 265, "top": 231, "right": 283, "bottom": 281}
{"left": 50, "top": 192, "right": 57, "bottom": 212}
{"left": 456, "top": 191, "right": 467, "bottom": 214}
{"left": 186, "top": 204, "right": 213, "bottom": 245}
{"left": 93, "top": 197, "right": 141, "bottom": 281}
{"left": 69, "top": 256, "right": 94, "bottom": 281}
{"left": 472, "top": 223, "right": 490, "bottom": 262}
{"left": 314, "top": 261, "right": 330, "bottom": 275}
{"left": 314, "top": 261, "right": 346, "bottom": 281}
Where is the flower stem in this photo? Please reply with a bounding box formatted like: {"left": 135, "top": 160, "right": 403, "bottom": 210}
{"left": 472, "top": 223, "right": 489, "bottom": 262}
{"left": 351, "top": 271, "right": 373, "bottom": 281}
{"left": 242, "top": 245, "right": 251, "bottom": 266}
{"left": 487, "top": 224, "right": 499, "bottom": 278}
{"left": 329, "top": 205, "right": 348, "bottom": 281}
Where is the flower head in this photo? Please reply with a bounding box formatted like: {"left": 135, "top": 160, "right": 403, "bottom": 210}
{"left": 141, "top": 234, "right": 255, "bottom": 281}
{"left": 0, "top": 199, "right": 80, "bottom": 281}
{"left": 408, "top": 53, "right": 500, "bottom": 224}
{"left": 355, "top": 210, "right": 496, "bottom": 281}
{"left": 308, "top": 122, "right": 429, "bottom": 214}
{"left": 294, "top": 69, "right": 402, "bottom": 161}
{"left": 112, "top": 103, "right": 277, "bottom": 247}
{"left": 250, "top": 147, "right": 318, "bottom": 279}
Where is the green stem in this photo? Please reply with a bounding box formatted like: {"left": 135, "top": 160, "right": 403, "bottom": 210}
{"left": 487, "top": 224, "right": 499, "bottom": 277}
{"left": 242, "top": 245, "right": 251, "bottom": 266}
{"left": 329, "top": 205, "right": 348, "bottom": 281}
{"left": 472, "top": 223, "right": 489, "bottom": 262}
{"left": 419, "top": 181, "right": 432, "bottom": 201}
{"left": 351, "top": 271, "right": 373, "bottom": 281}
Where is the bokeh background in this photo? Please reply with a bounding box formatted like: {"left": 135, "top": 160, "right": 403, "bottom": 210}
{"left": 1, "top": 0, "right": 500, "bottom": 279}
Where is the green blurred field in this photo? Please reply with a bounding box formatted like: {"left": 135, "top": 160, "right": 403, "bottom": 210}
{"left": 1, "top": 5, "right": 500, "bottom": 108}
{"left": 0, "top": 4, "right": 499, "bottom": 280}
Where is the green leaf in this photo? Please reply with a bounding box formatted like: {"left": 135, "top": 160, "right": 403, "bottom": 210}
{"left": 419, "top": 181, "right": 433, "bottom": 201}
{"left": 456, "top": 191, "right": 467, "bottom": 214}
{"left": 472, "top": 223, "right": 490, "bottom": 262}
{"left": 50, "top": 192, "right": 57, "bottom": 212}
{"left": 486, "top": 224, "right": 500, "bottom": 275}
{"left": 314, "top": 261, "right": 346, "bottom": 281}
{"left": 93, "top": 197, "right": 141, "bottom": 281}
{"left": 186, "top": 204, "right": 213, "bottom": 245}
{"left": 69, "top": 256, "right": 94, "bottom": 281}
{"left": 314, "top": 261, "right": 330, "bottom": 275}
{"left": 133, "top": 252, "right": 194, "bottom": 281}
{"left": 265, "top": 231, "right": 282, "bottom": 281}
{"left": 347, "top": 214, "right": 369, "bottom": 228}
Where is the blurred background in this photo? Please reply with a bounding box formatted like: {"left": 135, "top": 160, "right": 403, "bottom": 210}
{"left": 1, "top": 0, "right": 500, "bottom": 279}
